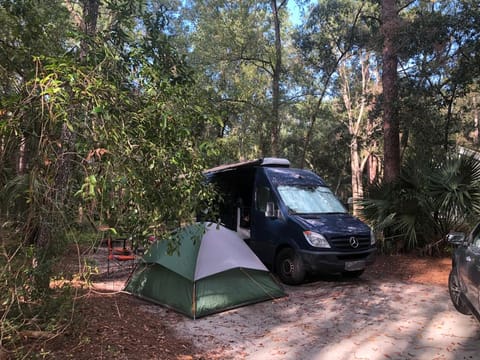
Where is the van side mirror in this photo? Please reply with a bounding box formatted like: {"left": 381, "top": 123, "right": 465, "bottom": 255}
{"left": 446, "top": 232, "right": 466, "bottom": 246}
{"left": 265, "top": 202, "right": 277, "bottom": 218}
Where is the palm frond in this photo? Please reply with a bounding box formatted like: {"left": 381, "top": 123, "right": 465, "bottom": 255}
{"left": 428, "top": 154, "right": 480, "bottom": 230}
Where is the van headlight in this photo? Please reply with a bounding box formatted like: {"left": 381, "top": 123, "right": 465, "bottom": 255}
{"left": 303, "top": 231, "right": 331, "bottom": 248}
{"left": 370, "top": 229, "right": 376, "bottom": 245}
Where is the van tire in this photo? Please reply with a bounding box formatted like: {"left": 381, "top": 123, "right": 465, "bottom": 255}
{"left": 276, "top": 248, "right": 306, "bottom": 285}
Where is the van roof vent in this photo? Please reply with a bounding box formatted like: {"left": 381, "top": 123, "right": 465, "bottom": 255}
{"left": 204, "top": 157, "right": 290, "bottom": 175}
{"left": 261, "top": 158, "right": 290, "bottom": 167}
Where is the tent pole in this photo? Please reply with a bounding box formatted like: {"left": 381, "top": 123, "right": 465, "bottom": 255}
{"left": 192, "top": 282, "right": 196, "bottom": 320}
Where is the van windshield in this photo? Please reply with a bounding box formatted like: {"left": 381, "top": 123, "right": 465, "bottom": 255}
{"left": 277, "top": 185, "right": 347, "bottom": 214}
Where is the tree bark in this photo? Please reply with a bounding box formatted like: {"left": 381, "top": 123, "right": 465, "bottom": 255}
{"left": 474, "top": 95, "right": 479, "bottom": 145}
{"left": 80, "top": 0, "right": 100, "bottom": 61}
{"left": 381, "top": 0, "right": 400, "bottom": 183}
{"left": 339, "top": 53, "right": 371, "bottom": 216}
{"left": 443, "top": 87, "right": 457, "bottom": 152}
{"left": 270, "top": 0, "right": 285, "bottom": 157}
{"left": 367, "top": 155, "right": 379, "bottom": 184}
{"left": 350, "top": 138, "right": 363, "bottom": 215}
{"left": 16, "top": 135, "right": 26, "bottom": 175}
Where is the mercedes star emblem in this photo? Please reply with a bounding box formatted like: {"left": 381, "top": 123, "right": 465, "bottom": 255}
{"left": 349, "top": 236, "right": 359, "bottom": 248}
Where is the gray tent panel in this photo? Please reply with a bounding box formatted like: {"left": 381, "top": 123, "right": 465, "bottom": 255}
{"left": 194, "top": 224, "right": 267, "bottom": 280}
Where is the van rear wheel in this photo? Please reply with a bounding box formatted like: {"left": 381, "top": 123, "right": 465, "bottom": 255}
{"left": 276, "top": 248, "right": 306, "bottom": 285}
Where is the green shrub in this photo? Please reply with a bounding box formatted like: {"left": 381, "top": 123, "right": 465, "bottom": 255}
{"left": 359, "top": 154, "right": 480, "bottom": 252}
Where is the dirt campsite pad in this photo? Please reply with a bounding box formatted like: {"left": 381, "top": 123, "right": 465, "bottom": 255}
{"left": 169, "top": 279, "right": 479, "bottom": 359}
{"left": 46, "top": 251, "right": 480, "bottom": 360}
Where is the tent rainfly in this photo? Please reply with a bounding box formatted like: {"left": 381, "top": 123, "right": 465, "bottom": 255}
{"left": 124, "top": 223, "right": 285, "bottom": 318}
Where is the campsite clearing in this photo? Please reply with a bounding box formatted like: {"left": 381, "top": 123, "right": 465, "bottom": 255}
{"left": 41, "top": 254, "right": 479, "bottom": 360}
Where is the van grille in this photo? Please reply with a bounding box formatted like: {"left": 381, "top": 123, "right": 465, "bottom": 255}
{"left": 329, "top": 236, "right": 371, "bottom": 251}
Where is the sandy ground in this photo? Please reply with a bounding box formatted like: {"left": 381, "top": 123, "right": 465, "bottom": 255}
{"left": 92, "top": 248, "right": 480, "bottom": 360}
{"left": 167, "top": 280, "right": 480, "bottom": 360}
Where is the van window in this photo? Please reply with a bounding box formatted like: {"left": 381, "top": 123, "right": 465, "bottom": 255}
{"left": 256, "top": 186, "right": 272, "bottom": 212}
{"left": 277, "top": 185, "right": 346, "bottom": 214}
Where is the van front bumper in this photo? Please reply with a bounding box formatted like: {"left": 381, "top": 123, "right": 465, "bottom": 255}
{"left": 298, "top": 248, "right": 376, "bottom": 274}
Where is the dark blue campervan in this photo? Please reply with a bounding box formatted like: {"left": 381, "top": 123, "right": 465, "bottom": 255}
{"left": 204, "top": 158, "right": 376, "bottom": 284}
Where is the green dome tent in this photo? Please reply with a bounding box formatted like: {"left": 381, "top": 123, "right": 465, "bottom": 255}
{"left": 124, "top": 223, "right": 285, "bottom": 318}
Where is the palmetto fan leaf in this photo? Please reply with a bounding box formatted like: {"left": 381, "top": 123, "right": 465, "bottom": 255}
{"left": 360, "top": 154, "right": 480, "bottom": 251}
{"left": 428, "top": 155, "right": 480, "bottom": 231}
{"left": 359, "top": 157, "right": 438, "bottom": 250}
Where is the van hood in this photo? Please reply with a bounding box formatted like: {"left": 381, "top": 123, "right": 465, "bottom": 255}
{"left": 292, "top": 213, "right": 370, "bottom": 237}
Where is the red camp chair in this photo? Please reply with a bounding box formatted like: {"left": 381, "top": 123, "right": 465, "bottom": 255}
{"left": 107, "top": 237, "right": 136, "bottom": 275}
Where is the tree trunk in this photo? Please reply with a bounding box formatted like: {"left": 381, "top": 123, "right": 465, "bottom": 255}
{"left": 339, "top": 52, "right": 373, "bottom": 216}
{"left": 80, "top": 0, "right": 100, "bottom": 61}
{"left": 443, "top": 87, "right": 456, "bottom": 152}
{"left": 474, "top": 95, "right": 479, "bottom": 145}
{"left": 270, "top": 0, "right": 284, "bottom": 157}
{"left": 381, "top": 0, "right": 400, "bottom": 183}
{"left": 16, "top": 135, "right": 27, "bottom": 175}
{"left": 351, "top": 138, "right": 363, "bottom": 215}
{"left": 367, "top": 155, "right": 379, "bottom": 184}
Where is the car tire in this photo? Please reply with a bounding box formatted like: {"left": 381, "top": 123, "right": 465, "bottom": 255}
{"left": 276, "top": 248, "right": 306, "bottom": 285}
{"left": 342, "top": 269, "right": 365, "bottom": 278}
{"left": 448, "top": 269, "right": 471, "bottom": 315}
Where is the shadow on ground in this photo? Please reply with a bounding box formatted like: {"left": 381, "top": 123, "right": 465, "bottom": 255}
{"left": 147, "top": 274, "right": 480, "bottom": 360}
{"left": 89, "top": 250, "right": 480, "bottom": 360}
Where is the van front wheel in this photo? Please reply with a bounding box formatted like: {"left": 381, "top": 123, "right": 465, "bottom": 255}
{"left": 276, "top": 248, "right": 306, "bottom": 285}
